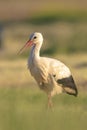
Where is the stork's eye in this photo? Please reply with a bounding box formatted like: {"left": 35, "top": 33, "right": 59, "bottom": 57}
{"left": 34, "top": 36, "right": 37, "bottom": 39}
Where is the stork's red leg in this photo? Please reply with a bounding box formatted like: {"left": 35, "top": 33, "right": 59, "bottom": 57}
{"left": 47, "top": 94, "right": 53, "bottom": 108}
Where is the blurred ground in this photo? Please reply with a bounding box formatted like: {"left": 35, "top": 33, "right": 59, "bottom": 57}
{"left": 0, "top": 0, "right": 87, "bottom": 21}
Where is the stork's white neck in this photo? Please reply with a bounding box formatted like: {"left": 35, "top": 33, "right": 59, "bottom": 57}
{"left": 29, "top": 43, "right": 42, "bottom": 62}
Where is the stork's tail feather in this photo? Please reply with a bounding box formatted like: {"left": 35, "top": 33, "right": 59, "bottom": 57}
{"left": 57, "top": 75, "right": 78, "bottom": 97}
{"left": 64, "top": 87, "right": 78, "bottom": 97}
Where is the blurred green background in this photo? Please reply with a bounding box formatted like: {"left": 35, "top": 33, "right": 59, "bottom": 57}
{"left": 0, "top": 0, "right": 87, "bottom": 130}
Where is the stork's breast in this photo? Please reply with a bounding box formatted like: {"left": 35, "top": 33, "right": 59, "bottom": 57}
{"left": 30, "top": 63, "right": 48, "bottom": 84}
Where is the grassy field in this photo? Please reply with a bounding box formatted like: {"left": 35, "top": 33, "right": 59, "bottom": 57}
{"left": 0, "top": 0, "right": 87, "bottom": 130}
{"left": 0, "top": 87, "right": 87, "bottom": 130}
{"left": 0, "top": 54, "right": 87, "bottom": 130}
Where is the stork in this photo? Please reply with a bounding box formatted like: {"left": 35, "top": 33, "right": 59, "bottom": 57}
{"left": 18, "top": 32, "right": 78, "bottom": 108}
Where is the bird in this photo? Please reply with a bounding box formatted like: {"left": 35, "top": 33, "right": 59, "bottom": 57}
{"left": 18, "top": 32, "right": 78, "bottom": 108}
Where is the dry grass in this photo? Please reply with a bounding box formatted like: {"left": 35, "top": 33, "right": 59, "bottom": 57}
{"left": 0, "top": 59, "right": 35, "bottom": 88}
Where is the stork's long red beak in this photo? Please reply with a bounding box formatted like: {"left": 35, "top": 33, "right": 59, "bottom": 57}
{"left": 18, "top": 40, "right": 33, "bottom": 54}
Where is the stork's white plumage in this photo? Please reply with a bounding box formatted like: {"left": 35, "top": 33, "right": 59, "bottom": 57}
{"left": 19, "top": 32, "right": 78, "bottom": 107}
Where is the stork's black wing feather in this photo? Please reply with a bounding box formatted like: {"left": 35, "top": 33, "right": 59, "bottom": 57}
{"left": 57, "top": 75, "right": 78, "bottom": 96}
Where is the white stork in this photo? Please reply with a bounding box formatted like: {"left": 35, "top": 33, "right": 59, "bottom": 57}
{"left": 18, "top": 32, "right": 78, "bottom": 107}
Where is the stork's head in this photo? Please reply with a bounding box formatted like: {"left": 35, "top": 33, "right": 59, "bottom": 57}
{"left": 18, "top": 32, "right": 43, "bottom": 54}
{"left": 29, "top": 32, "right": 43, "bottom": 45}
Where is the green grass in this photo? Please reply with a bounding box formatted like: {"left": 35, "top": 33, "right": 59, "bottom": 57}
{"left": 0, "top": 87, "right": 87, "bottom": 130}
